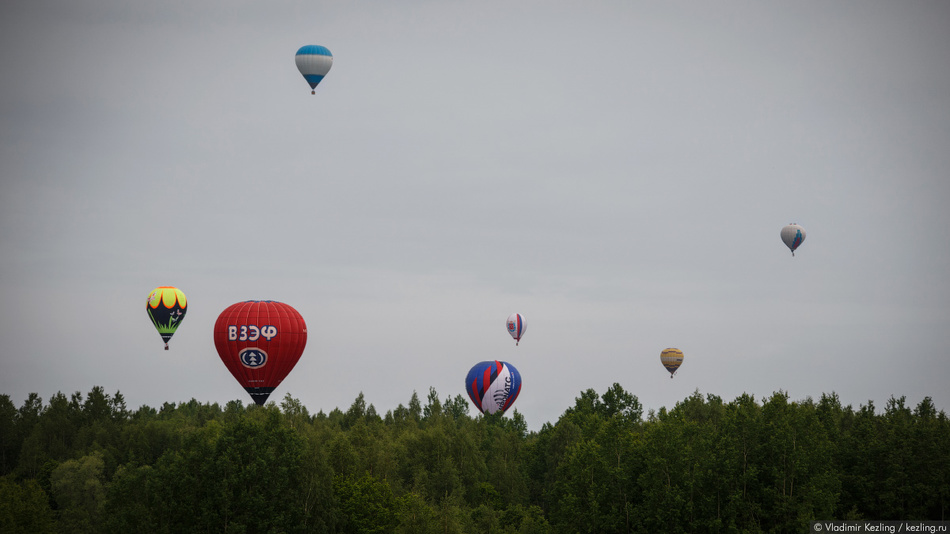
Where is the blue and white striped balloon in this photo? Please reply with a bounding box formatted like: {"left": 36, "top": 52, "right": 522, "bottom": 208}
{"left": 295, "top": 45, "right": 333, "bottom": 94}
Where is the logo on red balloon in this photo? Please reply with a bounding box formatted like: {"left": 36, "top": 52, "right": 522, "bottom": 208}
{"left": 228, "top": 324, "right": 278, "bottom": 341}
{"left": 239, "top": 348, "right": 268, "bottom": 368}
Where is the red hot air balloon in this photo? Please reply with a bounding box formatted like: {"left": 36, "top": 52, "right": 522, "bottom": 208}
{"left": 213, "top": 300, "right": 307, "bottom": 406}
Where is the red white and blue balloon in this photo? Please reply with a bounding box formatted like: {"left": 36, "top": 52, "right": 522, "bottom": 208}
{"left": 506, "top": 313, "right": 526, "bottom": 345}
{"left": 780, "top": 223, "right": 806, "bottom": 256}
{"left": 465, "top": 360, "right": 522, "bottom": 415}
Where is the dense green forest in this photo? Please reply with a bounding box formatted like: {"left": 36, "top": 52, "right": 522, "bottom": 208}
{"left": 1, "top": 385, "right": 948, "bottom": 533}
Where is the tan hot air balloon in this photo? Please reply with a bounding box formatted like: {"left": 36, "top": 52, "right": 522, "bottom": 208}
{"left": 660, "top": 348, "right": 684, "bottom": 379}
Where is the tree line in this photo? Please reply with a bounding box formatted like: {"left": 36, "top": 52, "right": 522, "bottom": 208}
{"left": 1, "top": 384, "right": 947, "bottom": 533}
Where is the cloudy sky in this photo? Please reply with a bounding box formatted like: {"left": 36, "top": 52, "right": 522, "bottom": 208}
{"left": 2, "top": 1, "right": 948, "bottom": 430}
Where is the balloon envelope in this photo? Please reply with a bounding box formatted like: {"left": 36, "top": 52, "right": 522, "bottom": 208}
{"left": 660, "top": 348, "right": 684, "bottom": 378}
{"left": 506, "top": 313, "right": 526, "bottom": 345}
{"left": 213, "top": 300, "right": 307, "bottom": 406}
{"left": 465, "top": 360, "right": 522, "bottom": 415}
{"left": 146, "top": 286, "right": 187, "bottom": 350}
{"left": 781, "top": 223, "right": 806, "bottom": 256}
{"left": 295, "top": 45, "right": 333, "bottom": 93}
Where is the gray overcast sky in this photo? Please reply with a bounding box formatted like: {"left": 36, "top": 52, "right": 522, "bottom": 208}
{"left": 2, "top": 1, "right": 949, "bottom": 430}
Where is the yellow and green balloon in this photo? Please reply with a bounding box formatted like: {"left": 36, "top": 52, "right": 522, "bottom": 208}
{"left": 146, "top": 286, "right": 187, "bottom": 350}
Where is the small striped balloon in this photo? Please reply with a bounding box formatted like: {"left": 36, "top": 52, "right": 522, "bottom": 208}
{"left": 295, "top": 45, "right": 333, "bottom": 94}
{"left": 660, "top": 348, "right": 684, "bottom": 378}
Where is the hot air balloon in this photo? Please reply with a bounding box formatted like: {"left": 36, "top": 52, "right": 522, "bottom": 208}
{"left": 465, "top": 360, "right": 522, "bottom": 415}
{"left": 506, "top": 313, "right": 526, "bottom": 345}
{"left": 295, "top": 45, "right": 333, "bottom": 94}
{"left": 661, "top": 348, "right": 683, "bottom": 379}
{"left": 146, "top": 286, "right": 187, "bottom": 350}
{"left": 213, "top": 300, "right": 307, "bottom": 406}
{"left": 781, "top": 223, "right": 806, "bottom": 256}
